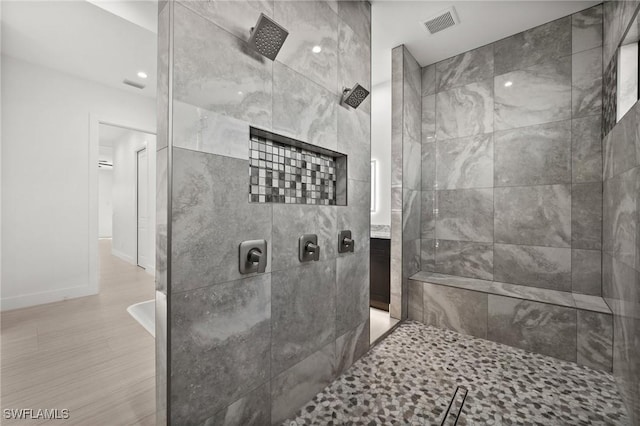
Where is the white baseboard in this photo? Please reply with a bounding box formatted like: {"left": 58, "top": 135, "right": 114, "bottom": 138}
{"left": 111, "top": 248, "right": 136, "bottom": 265}
{"left": 1, "top": 285, "right": 98, "bottom": 311}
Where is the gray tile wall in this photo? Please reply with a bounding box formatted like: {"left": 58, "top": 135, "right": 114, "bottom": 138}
{"left": 418, "top": 6, "right": 605, "bottom": 297}
{"left": 158, "top": 1, "right": 372, "bottom": 424}
{"left": 390, "top": 45, "right": 422, "bottom": 319}
{"left": 602, "top": 1, "right": 640, "bottom": 422}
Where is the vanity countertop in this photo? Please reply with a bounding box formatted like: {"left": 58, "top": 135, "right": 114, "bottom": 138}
{"left": 370, "top": 224, "right": 390, "bottom": 239}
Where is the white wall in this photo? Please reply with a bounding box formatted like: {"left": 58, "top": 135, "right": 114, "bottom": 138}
{"left": 110, "top": 128, "right": 156, "bottom": 269}
{"left": 1, "top": 55, "right": 156, "bottom": 310}
{"left": 370, "top": 80, "right": 392, "bottom": 226}
{"left": 98, "top": 168, "right": 113, "bottom": 238}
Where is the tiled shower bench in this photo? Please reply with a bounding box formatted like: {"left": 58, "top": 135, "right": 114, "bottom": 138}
{"left": 408, "top": 271, "right": 613, "bottom": 372}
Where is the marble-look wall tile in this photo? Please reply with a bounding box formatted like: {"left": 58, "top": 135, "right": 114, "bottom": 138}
{"left": 421, "top": 191, "right": 435, "bottom": 239}
{"left": 436, "top": 134, "right": 493, "bottom": 189}
{"left": 337, "top": 0, "right": 371, "bottom": 46}
{"left": 338, "top": 18, "right": 371, "bottom": 95}
{"left": 603, "top": 167, "right": 638, "bottom": 267}
{"left": 390, "top": 209, "right": 403, "bottom": 319}
{"left": 494, "top": 16, "right": 571, "bottom": 75}
{"left": 173, "top": 4, "right": 272, "bottom": 128}
{"left": 155, "top": 291, "right": 167, "bottom": 425}
{"left": 403, "top": 189, "right": 421, "bottom": 239}
{"left": 273, "top": 61, "right": 337, "bottom": 150}
{"left": 172, "top": 101, "right": 249, "bottom": 160}
{"left": 572, "top": 182, "right": 603, "bottom": 250}
{"left": 602, "top": 253, "right": 639, "bottom": 301}
{"left": 577, "top": 310, "right": 613, "bottom": 372}
{"left": 178, "top": 0, "right": 273, "bottom": 41}
{"left": 271, "top": 260, "right": 336, "bottom": 376}
{"left": 436, "top": 188, "right": 494, "bottom": 243}
{"left": 488, "top": 295, "right": 577, "bottom": 362}
{"left": 494, "top": 184, "right": 571, "bottom": 248}
{"left": 423, "top": 282, "right": 488, "bottom": 338}
{"left": 602, "top": 52, "right": 617, "bottom": 139}
{"left": 572, "top": 4, "right": 603, "bottom": 54}
{"left": 421, "top": 94, "right": 436, "bottom": 143}
{"left": 603, "top": 0, "right": 640, "bottom": 67}
{"left": 435, "top": 240, "right": 493, "bottom": 281}
{"left": 403, "top": 141, "right": 421, "bottom": 190}
{"left": 604, "top": 101, "right": 639, "bottom": 179}
{"left": 171, "top": 274, "right": 271, "bottom": 424}
{"left": 421, "top": 238, "right": 435, "bottom": 272}
{"left": 335, "top": 320, "right": 369, "bottom": 375}
{"left": 436, "top": 79, "right": 494, "bottom": 140}
{"left": 408, "top": 280, "right": 424, "bottom": 321}
{"left": 421, "top": 141, "right": 435, "bottom": 190}
{"left": 391, "top": 46, "right": 404, "bottom": 188}
{"left": 435, "top": 44, "right": 494, "bottom": 92}
{"left": 572, "top": 115, "right": 603, "bottom": 183}
{"left": 204, "top": 383, "right": 271, "bottom": 426}
{"left": 270, "top": 342, "right": 335, "bottom": 424}
{"left": 337, "top": 105, "right": 371, "bottom": 183}
{"left": 421, "top": 64, "right": 436, "bottom": 97}
{"left": 572, "top": 46, "right": 603, "bottom": 118}
{"left": 572, "top": 249, "right": 602, "bottom": 296}
{"left": 336, "top": 251, "right": 370, "bottom": 336}
{"left": 403, "top": 238, "right": 421, "bottom": 278}
{"left": 493, "top": 243, "right": 571, "bottom": 292}
{"left": 271, "top": 204, "right": 336, "bottom": 272}
{"left": 275, "top": 0, "right": 337, "bottom": 92}
{"left": 157, "top": 3, "right": 170, "bottom": 151}
{"left": 494, "top": 120, "right": 571, "bottom": 186}
{"left": 171, "top": 149, "right": 272, "bottom": 292}
{"left": 403, "top": 49, "right": 422, "bottom": 147}
{"left": 390, "top": 210, "right": 403, "bottom": 319}
{"left": 338, "top": 179, "right": 370, "bottom": 255}
{"left": 494, "top": 57, "right": 571, "bottom": 131}
{"left": 156, "top": 148, "right": 168, "bottom": 294}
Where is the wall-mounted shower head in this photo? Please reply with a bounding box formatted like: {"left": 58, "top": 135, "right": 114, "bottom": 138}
{"left": 248, "top": 13, "right": 289, "bottom": 61}
{"left": 341, "top": 83, "right": 370, "bottom": 109}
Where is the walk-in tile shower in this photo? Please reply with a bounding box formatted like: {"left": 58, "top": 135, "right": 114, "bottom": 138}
{"left": 155, "top": 1, "right": 639, "bottom": 424}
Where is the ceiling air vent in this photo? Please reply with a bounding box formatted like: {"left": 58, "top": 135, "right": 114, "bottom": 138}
{"left": 123, "top": 79, "right": 145, "bottom": 90}
{"left": 422, "top": 7, "right": 459, "bottom": 35}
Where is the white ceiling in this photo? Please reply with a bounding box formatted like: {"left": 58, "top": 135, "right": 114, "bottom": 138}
{"left": 2, "top": 1, "right": 602, "bottom": 97}
{"left": 1, "top": 0, "right": 158, "bottom": 98}
{"left": 371, "top": 0, "right": 600, "bottom": 85}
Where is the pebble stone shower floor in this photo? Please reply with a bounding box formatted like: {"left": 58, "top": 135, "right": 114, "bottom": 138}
{"left": 284, "top": 321, "right": 629, "bottom": 425}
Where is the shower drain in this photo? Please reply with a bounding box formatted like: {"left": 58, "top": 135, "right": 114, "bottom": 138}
{"left": 440, "top": 386, "right": 469, "bottom": 426}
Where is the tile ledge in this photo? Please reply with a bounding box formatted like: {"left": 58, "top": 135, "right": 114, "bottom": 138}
{"left": 409, "top": 271, "right": 611, "bottom": 314}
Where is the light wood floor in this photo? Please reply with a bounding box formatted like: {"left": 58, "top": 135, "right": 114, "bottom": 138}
{"left": 1, "top": 239, "right": 156, "bottom": 425}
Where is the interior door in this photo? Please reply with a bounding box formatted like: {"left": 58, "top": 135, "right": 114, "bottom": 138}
{"left": 136, "top": 148, "right": 149, "bottom": 269}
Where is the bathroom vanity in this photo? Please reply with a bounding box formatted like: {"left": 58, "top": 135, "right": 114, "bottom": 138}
{"left": 370, "top": 226, "right": 391, "bottom": 311}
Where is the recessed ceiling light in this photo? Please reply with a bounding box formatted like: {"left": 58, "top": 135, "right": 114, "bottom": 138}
{"left": 312, "top": 45, "right": 322, "bottom": 53}
{"left": 504, "top": 81, "right": 513, "bottom": 87}
{"left": 137, "top": 71, "right": 148, "bottom": 79}
{"left": 238, "top": 91, "right": 244, "bottom": 96}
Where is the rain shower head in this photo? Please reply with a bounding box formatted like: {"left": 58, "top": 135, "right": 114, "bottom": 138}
{"left": 248, "top": 13, "right": 289, "bottom": 61}
{"left": 341, "top": 83, "right": 370, "bottom": 109}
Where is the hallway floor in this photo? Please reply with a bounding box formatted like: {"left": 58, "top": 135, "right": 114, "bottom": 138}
{"left": 286, "top": 321, "right": 629, "bottom": 425}
{"left": 1, "top": 239, "right": 155, "bottom": 425}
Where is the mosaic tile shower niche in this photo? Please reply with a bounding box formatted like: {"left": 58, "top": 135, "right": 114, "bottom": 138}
{"left": 249, "top": 127, "right": 347, "bottom": 205}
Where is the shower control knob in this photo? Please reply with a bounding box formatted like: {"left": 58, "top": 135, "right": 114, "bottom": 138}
{"left": 299, "top": 234, "right": 320, "bottom": 262}
{"left": 247, "top": 248, "right": 263, "bottom": 264}
{"left": 338, "top": 230, "right": 354, "bottom": 253}
{"left": 239, "top": 240, "right": 268, "bottom": 274}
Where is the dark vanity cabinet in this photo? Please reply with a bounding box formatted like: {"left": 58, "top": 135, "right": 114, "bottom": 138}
{"left": 370, "top": 238, "right": 391, "bottom": 311}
